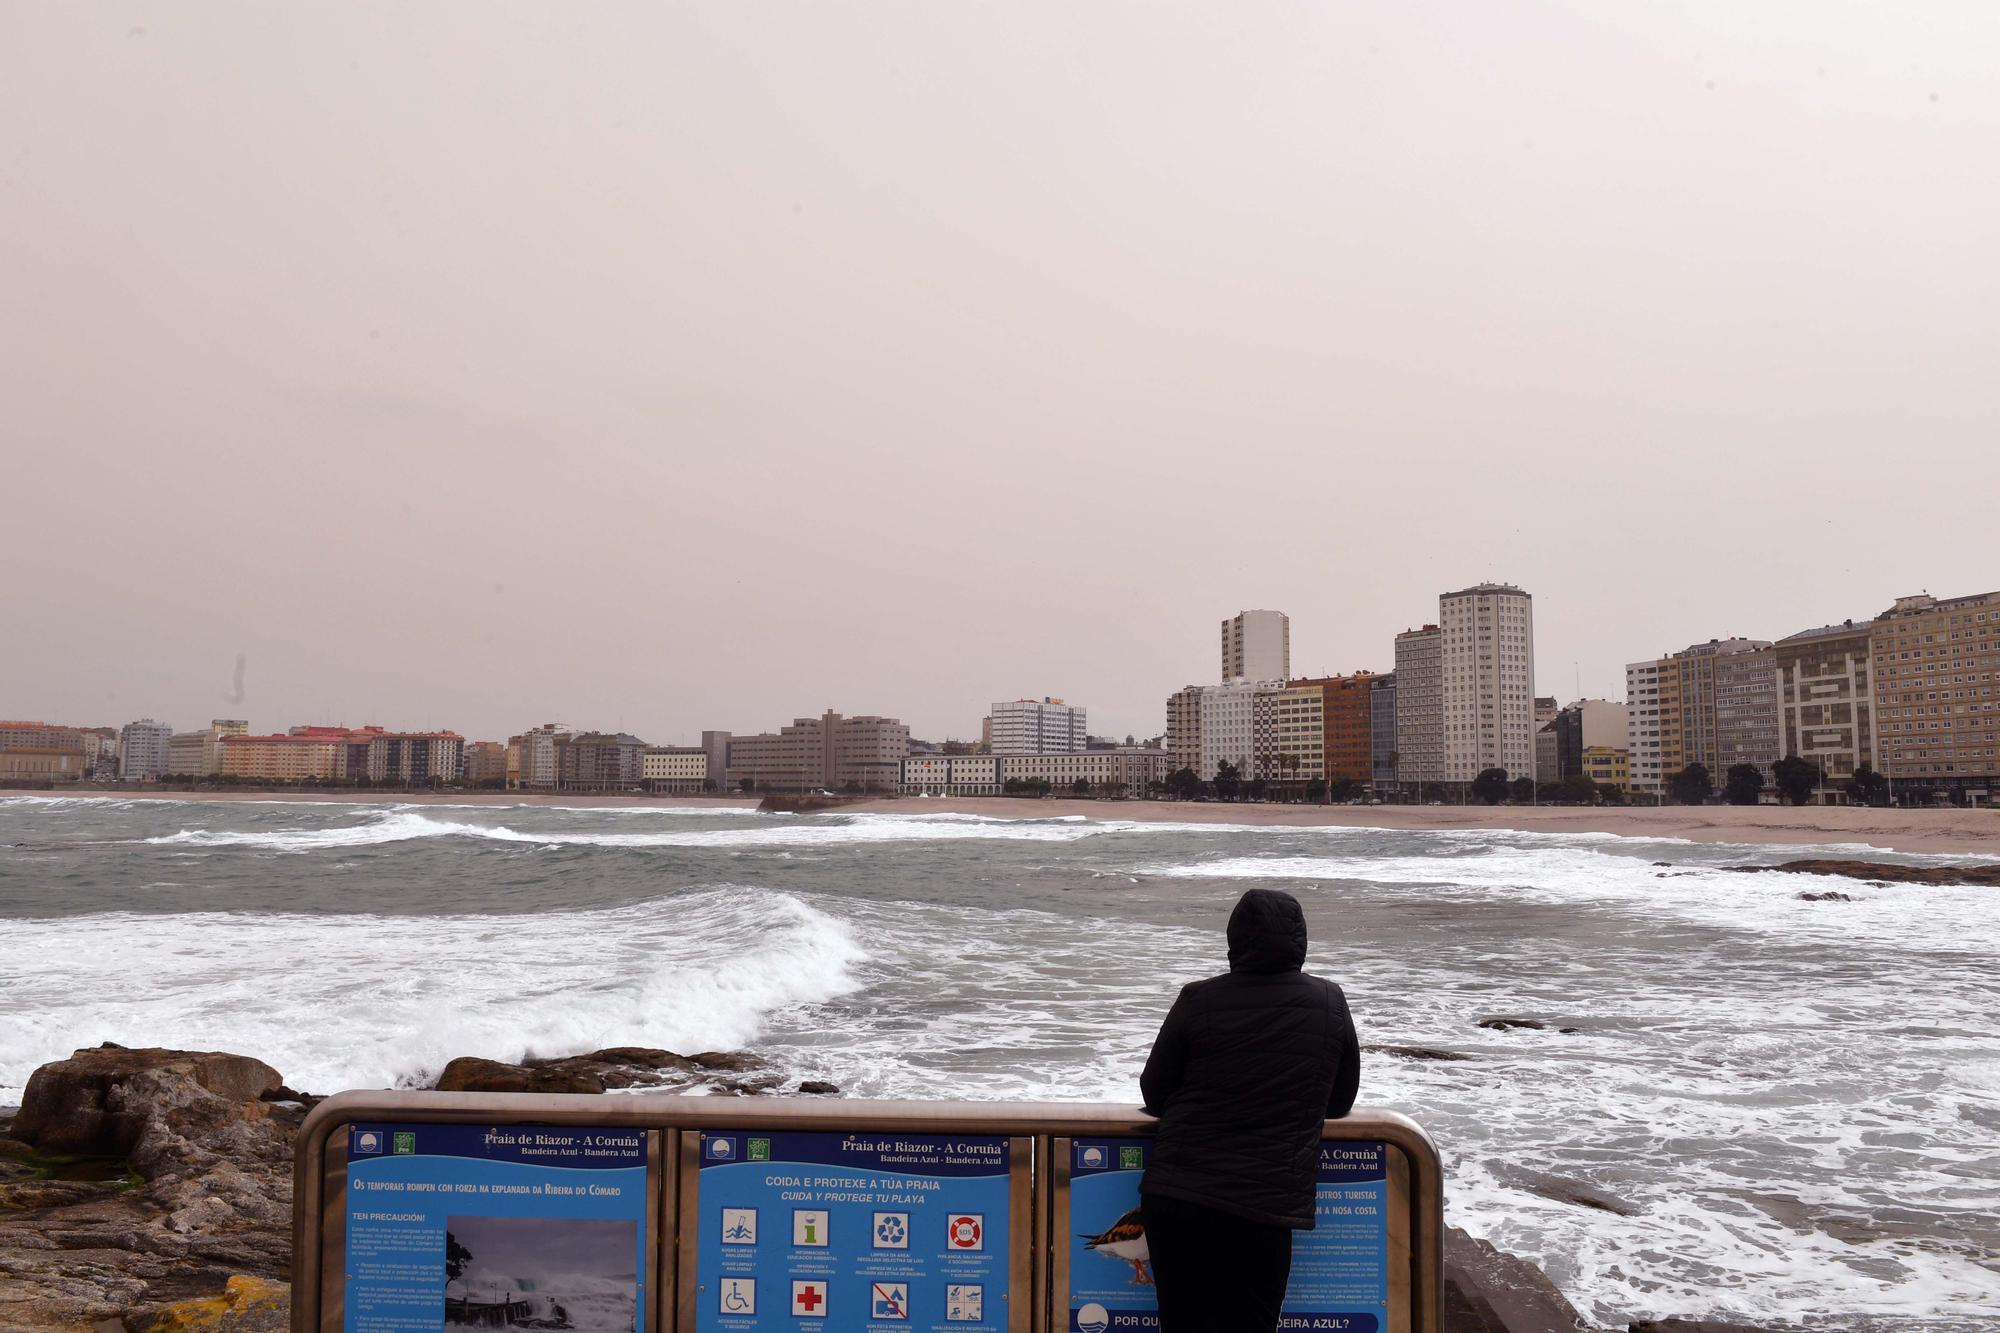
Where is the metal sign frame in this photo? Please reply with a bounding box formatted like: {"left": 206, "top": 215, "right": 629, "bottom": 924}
{"left": 291, "top": 1094, "right": 1441, "bottom": 1333}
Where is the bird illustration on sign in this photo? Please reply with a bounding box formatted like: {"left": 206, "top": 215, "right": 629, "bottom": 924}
{"left": 1079, "top": 1207, "right": 1152, "bottom": 1285}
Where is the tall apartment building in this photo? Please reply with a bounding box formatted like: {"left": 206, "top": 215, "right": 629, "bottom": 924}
{"left": 462, "top": 741, "right": 508, "bottom": 785}
{"left": 1871, "top": 589, "right": 2000, "bottom": 805}
{"left": 1279, "top": 674, "right": 1378, "bottom": 783}
{"left": 167, "top": 719, "right": 249, "bottom": 777}
{"left": 1439, "top": 584, "right": 1536, "bottom": 781}
{"left": 366, "top": 731, "right": 465, "bottom": 785}
{"left": 562, "top": 733, "right": 646, "bottom": 790}
{"left": 1630, "top": 638, "right": 1777, "bottom": 795}
{"left": 1774, "top": 620, "right": 1877, "bottom": 800}
{"left": 1369, "top": 674, "right": 1398, "bottom": 791}
{"left": 1535, "top": 722, "right": 1560, "bottom": 784}
{"left": 1272, "top": 682, "right": 1326, "bottom": 780}
{"left": 117, "top": 719, "right": 174, "bottom": 780}
{"left": 509, "top": 724, "right": 572, "bottom": 789}
{"left": 220, "top": 732, "right": 348, "bottom": 782}
{"left": 1392, "top": 625, "right": 1442, "bottom": 787}
{"left": 988, "top": 698, "right": 1087, "bottom": 755}
{"left": 1165, "top": 686, "right": 1203, "bottom": 773}
{"left": 1221, "top": 610, "right": 1290, "bottom": 684}
{"left": 727, "top": 711, "right": 910, "bottom": 792}
{"left": 1196, "top": 681, "right": 1281, "bottom": 780}
{"left": 1713, "top": 644, "right": 1779, "bottom": 782}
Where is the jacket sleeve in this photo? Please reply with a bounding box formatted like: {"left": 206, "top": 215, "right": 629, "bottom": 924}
{"left": 1139, "top": 986, "right": 1192, "bottom": 1116}
{"left": 1325, "top": 984, "right": 1360, "bottom": 1119}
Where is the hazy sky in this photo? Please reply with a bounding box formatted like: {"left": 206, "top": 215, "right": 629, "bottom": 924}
{"left": 6, "top": 3, "right": 1996, "bottom": 743}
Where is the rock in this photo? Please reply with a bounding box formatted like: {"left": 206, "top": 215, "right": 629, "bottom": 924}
{"left": 1557, "top": 1027, "right": 1580, "bottom": 1035}
{"left": 431, "top": 1047, "right": 782, "bottom": 1096}
{"left": 146, "top": 1275, "right": 289, "bottom": 1332}
{"left": 797, "top": 1080, "right": 841, "bottom": 1096}
{"left": 1443, "top": 1225, "right": 1594, "bottom": 1332}
{"left": 0, "top": 1049, "right": 296, "bottom": 1331}
{"left": 1727, "top": 859, "right": 2000, "bottom": 888}
{"left": 1798, "top": 891, "right": 1852, "bottom": 902}
{"left": 1477, "top": 1017, "right": 1548, "bottom": 1032}
{"left": 1362, "top": 1043, "right": 1475, "bottom": 1062}
{"left": 13, "top": 1047, "right": 282, "bottom": 1161}
{"left": 434, "top": 1056, "right": 608, "bottom": 1095}
{"left": 1496, "top": 1164, "right": 1644, "bottom": 1217}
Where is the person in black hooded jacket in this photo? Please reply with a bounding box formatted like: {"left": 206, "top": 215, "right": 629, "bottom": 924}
{"left": 1137, "top": 887, "right": 1360, "bottom": 1333}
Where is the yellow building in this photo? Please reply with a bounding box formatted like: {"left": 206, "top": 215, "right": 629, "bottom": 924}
{"left": 219, "top": 733, "right": 346, "bottom": 782}
{"left": 1272, "top": 683, "right": 1327, "bottom": 781}
{"left": 1582, "top": 746, "right": 1629, "bottom": 793}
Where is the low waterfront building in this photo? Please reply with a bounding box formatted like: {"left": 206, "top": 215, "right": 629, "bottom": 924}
{"left": 901, "top": 754, "right": 1002, "bottom": 797}
{"left": 0, "top": 746, "right": 87, "bottom": 782}
{"left": 1582, "top": 746, "right": 1630, "bottom": 793}
{"left": 118, "top": 719, "right": 174, "bottom": 780}
{"left": 1002, "top": 749, "right": 1172, "bottom": 794}
{"left": 0, "top": 721, "right": 92, "bottom": 781}
{"left": 507, "top": 724, "right": 574, "bottom": 789}
{"left": 641, "top": 746, "right": 710, "bottom": 792}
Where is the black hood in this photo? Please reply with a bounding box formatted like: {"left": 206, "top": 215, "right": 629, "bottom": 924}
{"left": 1226, "top": 888, "right": 1308, "bottom": 974}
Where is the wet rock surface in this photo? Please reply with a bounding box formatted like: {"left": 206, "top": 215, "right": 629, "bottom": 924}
{"left": 431, "top": 1046, "right": 791, "bottom": 1096}
{"left": 1727, "top": 858, "right": 2000, "bottom": 887}
{"left": 1, "top": 1045, "right": 300, "bottom": 1331}
{"left": 1443, "top": 1224, "right": 1595, "bottom": 1331}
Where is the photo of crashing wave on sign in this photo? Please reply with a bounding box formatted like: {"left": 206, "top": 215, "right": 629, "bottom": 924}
{"left": 1078, "top": 1207, "right": 1151, "bottom": 1285}
{"left": 443, "top": 1215, "right": 638, "bottom": 1332}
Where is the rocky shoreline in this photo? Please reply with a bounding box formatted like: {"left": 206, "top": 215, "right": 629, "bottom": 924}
{"left": 3, "top": 1045, "right": 1815, "bottom": 1332}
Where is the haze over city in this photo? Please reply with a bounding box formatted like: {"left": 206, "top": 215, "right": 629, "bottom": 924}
{"left": 6, "top": 2, "right": 1997, "bottom": 743}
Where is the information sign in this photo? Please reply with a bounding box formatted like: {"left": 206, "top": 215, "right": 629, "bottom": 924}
{"left": 341, "top": 1122, "right": 651, "bottom": 1333}
{"left": 1064, "top": 1137, "right": 1390, "bottom": 1333}
{"left": 691, "top": 1130, "right": 1013, "bottom": 1333}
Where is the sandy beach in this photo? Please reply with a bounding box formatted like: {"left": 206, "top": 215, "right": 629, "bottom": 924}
{"left": 17, "top": 786, "right": 1999, "bottom": 856}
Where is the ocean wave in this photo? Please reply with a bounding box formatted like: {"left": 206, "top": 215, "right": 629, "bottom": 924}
{"left": 0, "top": 886, "right": 863, "bottom": 1101}
{"left": 130, "top": 808, "right": 1177, "bottom": 853}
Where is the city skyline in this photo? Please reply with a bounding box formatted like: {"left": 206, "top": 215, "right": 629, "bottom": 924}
{"left": 6, "top": 5, "right": 1997, "bottom": 744}
{"left": 0, "top": 578, "right": 1966, "bottom": 747}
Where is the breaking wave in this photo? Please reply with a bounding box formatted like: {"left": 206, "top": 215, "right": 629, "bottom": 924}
{"left": 0, "top": 886, "right": 863, "bottom": 1099}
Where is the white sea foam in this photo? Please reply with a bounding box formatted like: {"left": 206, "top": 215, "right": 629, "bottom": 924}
{"left": 1134, "top": 844, "right": 2000, "bottom": 955}
{"left": 0, "top": 886, "right": 863, "bottom": 1102}
{"left": 132, "top": 808, "right": 1161, "bottom": 853}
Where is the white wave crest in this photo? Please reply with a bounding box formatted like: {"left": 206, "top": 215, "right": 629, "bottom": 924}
{"left": 135, "top": 808, "right": 1151, "bottom": 853}
{"left": 0, "top": 886, "right": 863, "bottom": 1101}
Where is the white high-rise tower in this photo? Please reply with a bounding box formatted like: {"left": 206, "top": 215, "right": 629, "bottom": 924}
{"left": 1439, "top": 584, "right": 1536, "bottom": 781}
{"left": 1221, "top": 609, "right": 1290, "bottom": 684}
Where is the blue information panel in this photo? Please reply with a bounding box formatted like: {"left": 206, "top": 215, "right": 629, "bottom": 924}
{"left": 341, "top": 1122, "right": 651, "bottom": 1333}
{"left": 692, "top": 1130, "right": 1013, "bottom": 1333}
{"left": 1066, "top": 1138, "right": 1390, "bottom": 1333}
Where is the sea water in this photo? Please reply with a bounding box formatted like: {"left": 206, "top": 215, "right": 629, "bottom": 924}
{"left": 2, "top": 796, "right": 1995, "bottom": 1329}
